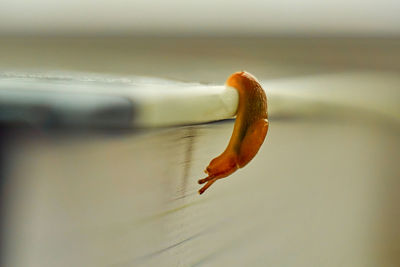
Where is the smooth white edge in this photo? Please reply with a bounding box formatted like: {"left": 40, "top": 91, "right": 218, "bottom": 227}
{"left": 1, "top": 71, "right": 399, "bottom": 128}
{"left": 0, "top": 73, "right": 239, "bottom": 127}
{"left": 133, "top": 85, "right": 238, "bottom": 127}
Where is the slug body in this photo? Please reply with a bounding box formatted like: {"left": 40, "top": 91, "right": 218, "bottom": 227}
{"left": 198, "top": 71, "right": 269, "bottom": 194}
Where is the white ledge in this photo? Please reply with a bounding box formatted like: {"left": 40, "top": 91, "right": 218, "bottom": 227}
{"left": 1, "top": 71, "right": 399, "bottom": 129}
{"left": 0, "top": 72, "right": 240, "bottom": 128}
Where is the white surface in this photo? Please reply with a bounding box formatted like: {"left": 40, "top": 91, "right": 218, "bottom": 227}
{"left": 0, "top": 73, "right": 239, "bottom": 127}
{"left": 1, "top": 71, "right": 399, "bottom": 128}
{"left": 266, "top": 71, "right": 400, "bottom": 124}
{"left": 3, "top": 117, "right": 399, "bottom": 267}
{"left": 2, "top": 71, "right": 400, "bottom": 266}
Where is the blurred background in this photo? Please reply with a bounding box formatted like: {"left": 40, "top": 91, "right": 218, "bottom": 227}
{"left": 1, "top": 0, "right": 400, "bottom": 81}
{"left": 1, "top": 0, "right": 400, "bottom": 36}
{"left": 0, "top": 1, "right": 400, "bottom": 267}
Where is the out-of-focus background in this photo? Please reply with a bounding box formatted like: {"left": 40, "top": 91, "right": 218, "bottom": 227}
{"left": 1, "top": 0, "right": 400, "bottom": 80}
{"left": 0, "top": 1, "right": 400, "bottom": 267}
{"left": 1, "top": 0, "right": 400, "bottom": 37}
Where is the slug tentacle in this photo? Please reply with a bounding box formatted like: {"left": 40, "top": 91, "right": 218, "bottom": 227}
{"left": 198, "top": 71, "right": 268, "bottom": 195}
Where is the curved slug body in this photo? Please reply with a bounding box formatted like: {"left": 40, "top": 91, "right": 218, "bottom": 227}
{"left": 198, "top": 71, "right": 269, "bottom": 194}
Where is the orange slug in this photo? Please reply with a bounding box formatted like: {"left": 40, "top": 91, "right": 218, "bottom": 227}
{"left": 198, "top": 71, "right": 269, "bottom": 194}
